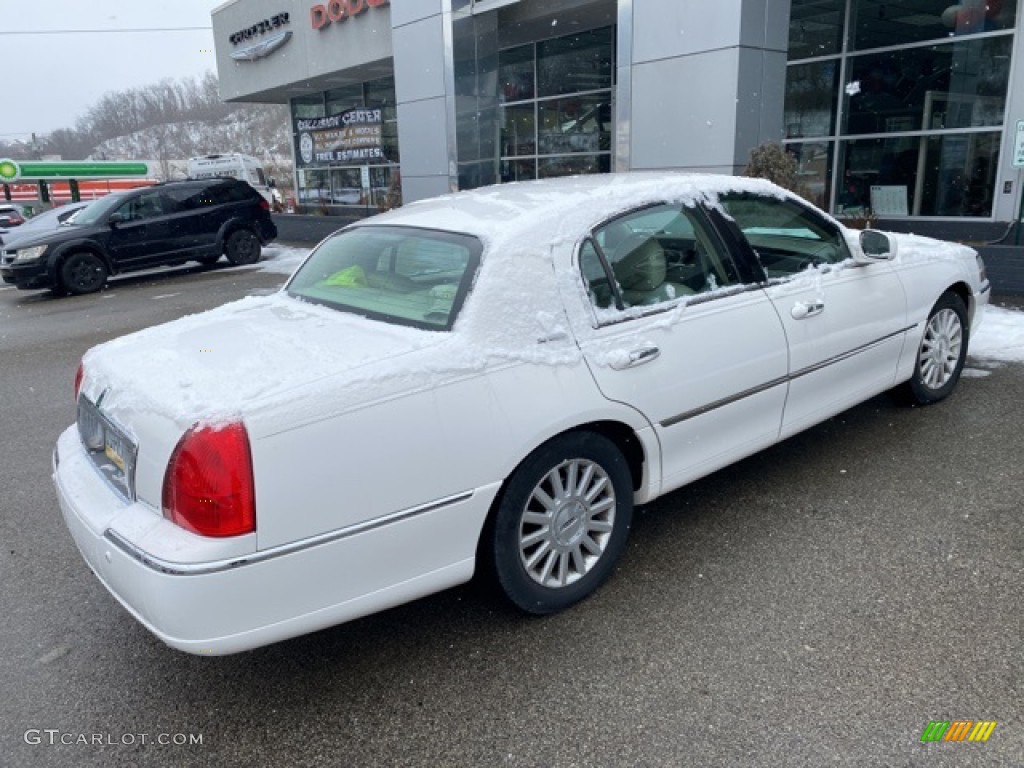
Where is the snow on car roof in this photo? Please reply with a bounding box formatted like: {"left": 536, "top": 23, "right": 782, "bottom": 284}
{"left": 79, "top": 175, "right": 797, "bottom": 427}
{"left": 363, "top": 172, "right": 792, "bottom": 247}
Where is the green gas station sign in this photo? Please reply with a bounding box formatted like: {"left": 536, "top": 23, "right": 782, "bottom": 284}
{"left": 0, "top": 159, "right": 152, "bottom": 182}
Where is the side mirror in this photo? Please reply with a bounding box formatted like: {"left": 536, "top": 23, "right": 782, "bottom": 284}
{"left": 107, "top": 212, "right": 125, "bottom": 227}
{"left": 856, "top": 229, "right": 896, "bottom": 263}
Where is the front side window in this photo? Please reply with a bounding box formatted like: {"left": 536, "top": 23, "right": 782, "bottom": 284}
{"left": 117, "top": 191, "right": 165, "bottom": 222}
{"left": 582, "top": 205, "right": 740, "bottom": 312}
{"left": 286, "top": 226, "right": 482, "bottom": 331}
{"left": 71, "top": 194, "right": 126, "bottom": 226}
{"left": 719, "top": 194, "right": 850, "bottom": 278}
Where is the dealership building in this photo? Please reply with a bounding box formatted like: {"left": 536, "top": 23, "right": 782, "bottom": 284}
{"left": 211, "top": 0, "right": 1024, "bottom": 238}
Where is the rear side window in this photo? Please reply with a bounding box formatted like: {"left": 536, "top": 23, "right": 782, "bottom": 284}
{"left": 202, "top": 182, "right": 254, "bottom": 205}
{"left": 165, "top": 182, "right": 255, "bottom": 209}
{"left": 163, "top": 184, "right": 211, "bottom": 211}
{"left": 581, "top": 204, "right": 741, "bottom": 313}
{"left": 286, "top": 226, "right": 482, "bottom": 331}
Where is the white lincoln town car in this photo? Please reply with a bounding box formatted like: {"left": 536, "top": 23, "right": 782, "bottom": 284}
{"left": 55, "top": 173, "right": 990, "bottom": 655}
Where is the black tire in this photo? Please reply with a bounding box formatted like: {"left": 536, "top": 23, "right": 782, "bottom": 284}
{"left": 902, "top": 291, "right": 968, "bottom": 406}
{"left": 59, "top": 252, "right": 108, "bottom": 295}
{"left": 224, "top": 229, "right": 260, "bottom": 265}
{"left": 485, "top": 432, "right": 633, "bottom": 615}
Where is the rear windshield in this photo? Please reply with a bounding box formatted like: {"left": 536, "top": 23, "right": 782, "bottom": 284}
{"left": 285, "top": 226, "right": 482, "bottom": 331}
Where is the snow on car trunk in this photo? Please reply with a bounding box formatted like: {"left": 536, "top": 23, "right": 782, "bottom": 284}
{"left": 80, "top": 292, "right": 449, "bottom": 428}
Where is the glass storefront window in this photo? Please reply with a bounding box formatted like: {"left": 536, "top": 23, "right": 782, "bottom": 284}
{"left": 498, "top": 27, "right": 613, "bottom": 184}
{"left": 787, "top": 0, "right": 1015, "bottom": 219}
{"left": 500, "top": 158, "right": 537, "bottom": 182}
{"left": 838, "top": 132, "right": 1000, "bottom": 217}
{"left": 787, "top": 141, "right": 834, "bottom": 210}
{"left": 852, "top": 0, "right": 1018, "bottom": 51}
{"left": 382, "top": 122, "right": 400, "bottom": 163}
{"left": 297, "top": 169, "right": 330, "bottom": 205}
{"left": 538, "top": 155, "right": 610, "bottom": 179}
{"left": 844, "top": 36, "right": 1012, "bottom": 136}
{"left": 366, "top": 77, "right": 397, "bottom": 122}
{"left": 501, "top": 104, "right": 536, "bottom": 156}
{"left": 292, "top": 94, "right": 325, "bottom": 119}
{"left": 330, "top": 168, "right": 363, "bottom": 205}
{"left": 785, "top": 60, "right": 840, "bottom": 138}
{"left": 919, "top": 132, "right": 1001, "bottom": 216}
{"left": 538, "top": 95, "right": 610, "bottom": 155}
{"left": 499, "top": 44, "right": 535, "bottom": 103}
{"left": 369, "top": 166, "right": 393, "bottom": 207}
{"left": 292, "top": 75, "right": 400, "bottom": 210}
{"left": 326, "top": 84, "right": 363, "bottom": 117}
{"left": 536, "top": 28, "right": 613, "bottom": 98}
{"left": 790, "top": 0, "right": 846, "bottom": 60}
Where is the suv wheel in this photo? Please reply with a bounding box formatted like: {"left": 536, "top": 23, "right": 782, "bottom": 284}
{"left": 60, "top": 252, "right": 108, "bottom": 295}
{"left": 225, "top": 229, "right": 260, "bottom": 265}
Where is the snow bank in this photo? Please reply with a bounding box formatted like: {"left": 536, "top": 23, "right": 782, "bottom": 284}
{"left": 970, "top": 305, "right": 1024, "bottom": 365}
{"left": 256, "top": 245, "right": 310, "bottom": 276}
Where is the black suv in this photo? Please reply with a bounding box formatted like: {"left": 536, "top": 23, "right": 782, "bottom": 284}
{"left": 0, "top": 178, "right": 277, "bottom": 295}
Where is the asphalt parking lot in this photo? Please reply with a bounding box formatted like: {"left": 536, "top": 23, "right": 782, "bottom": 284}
{"left": 1, "top": 262, "right": 1021, "bottom": 768}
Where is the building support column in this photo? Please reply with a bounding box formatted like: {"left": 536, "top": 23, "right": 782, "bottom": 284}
{"left": 617, "top": 0, "right": 791, "bottom": 175}
{"left": 391, "top": 1, "right": 499, "bottom": 204}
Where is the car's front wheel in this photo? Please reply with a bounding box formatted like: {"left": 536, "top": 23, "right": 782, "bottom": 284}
{"left": 60, "top": 252, "right": 108, "bottom": 295}
{"left": 486, "top": 432, "right": 633, "bottom": 614}
{"left": 224, "top": 229, "right": 260, "bottom": 265}
{"left": 903, "top": 291, "right": 968, "bottom": 405}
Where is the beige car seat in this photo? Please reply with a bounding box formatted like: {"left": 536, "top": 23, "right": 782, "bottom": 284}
{"left": 613, "top": 234, "right": 692, "bottom": 305}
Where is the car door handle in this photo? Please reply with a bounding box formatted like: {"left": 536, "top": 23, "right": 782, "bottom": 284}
{"left": 610, "top": 345, "right": 661, "bottom": 370}
{"left": 791, "top": 301, "right": 825, "bottom": 320}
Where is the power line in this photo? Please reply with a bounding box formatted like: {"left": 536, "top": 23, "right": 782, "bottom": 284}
{"left": 0, "top": 27, "right": 212, "bottom": 36}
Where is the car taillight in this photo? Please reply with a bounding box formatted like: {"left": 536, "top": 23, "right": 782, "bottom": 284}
{"left": 162, "top": 422, "right": 256, "bottom": 537}
{"left": 258, "top": 198, "right": 270, "bottom": 211}
{"left": 74, "top": 362, "right": 84, "bottom": 401}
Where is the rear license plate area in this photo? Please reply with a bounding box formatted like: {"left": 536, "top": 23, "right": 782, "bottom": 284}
{"left": 77, "top": 397, "right": 137, "bottom": 500}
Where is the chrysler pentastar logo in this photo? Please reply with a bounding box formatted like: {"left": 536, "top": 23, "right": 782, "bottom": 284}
{"left": 229, "top": 30, "right": 292, "bottom": 61}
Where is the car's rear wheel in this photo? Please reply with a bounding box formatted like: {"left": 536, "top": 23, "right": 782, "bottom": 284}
{"left": 60, "top": 252, "right": 108, "bottom": 295}
{"left": 486, "top": 432, "right": 633, "bottom": 614}
{"left": 224, "top": 229, "right": 260, "bottom": 265}
{"left": 903, "top": 291, "right": 968, "bottom": 405}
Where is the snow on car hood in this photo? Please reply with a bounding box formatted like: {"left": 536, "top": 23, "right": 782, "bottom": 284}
{"left": 81, "top": 293, "right": 456, "bottom": 425}
{"left": 874, "top": 230, "right": 977, "bottom": 268}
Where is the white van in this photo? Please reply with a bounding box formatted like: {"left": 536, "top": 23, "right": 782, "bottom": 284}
{"left": 186, "top": 153, "right": 279, "bottom": 205}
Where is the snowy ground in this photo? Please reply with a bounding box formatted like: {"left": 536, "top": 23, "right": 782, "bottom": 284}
{"left": 256, "top": 244, "right": 312, "bottom": 276}
{"left": 964, "top": 304, "right": 1024, "bottom": 377}
{"left": 255, "top": 244, "right": 1024, "bottom": 369}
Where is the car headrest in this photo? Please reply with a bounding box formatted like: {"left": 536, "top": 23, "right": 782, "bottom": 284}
{"left": 613, "top": 235, "right": 666, "bottom": 291}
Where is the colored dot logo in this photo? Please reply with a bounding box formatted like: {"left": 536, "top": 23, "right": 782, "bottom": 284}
{"left": 0, "top": 159, "right": 19, "bottom": 181}
{"left": 200, "top": 348, "right": 213, "bottom": 353}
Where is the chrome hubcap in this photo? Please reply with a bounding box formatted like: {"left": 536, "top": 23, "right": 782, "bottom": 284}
{"left": 919, "top": 308, "right": 963, "bottom": 390}
{"left": 518, "top": 458, "right": 616, "bottom": 588}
